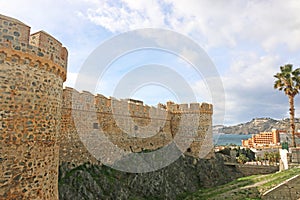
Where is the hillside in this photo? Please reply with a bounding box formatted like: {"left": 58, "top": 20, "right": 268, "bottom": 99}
{"left": 216, "top": 118, "right": 300, "bottom": 135}
{"left": 58, "top": 154, "right": 243, "bottom": 200}
{"left": 183, "top": 166, "right": 300, "bottom": 200}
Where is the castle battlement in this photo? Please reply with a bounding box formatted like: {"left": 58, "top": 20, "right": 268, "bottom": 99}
{"left": 166, "top": 101, "right": 213, "bottom": 114}
{"left": 0, "top": 14, "right": 67, "bottom": 81}
{"left": 63, "top": 87, "right": 169, "bottom": 118}
{"left": 62, "top": 87, "right": 213, "bottom": 118}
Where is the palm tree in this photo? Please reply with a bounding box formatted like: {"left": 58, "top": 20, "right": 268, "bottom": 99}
{"left": 274, "top": 64, "right": 300, "bottom": 147}
{"left": 275, "top": 152, "right": 280, "bottom": 165}
{"left": 264, "top": 152, "right": 269, "bottom": 165}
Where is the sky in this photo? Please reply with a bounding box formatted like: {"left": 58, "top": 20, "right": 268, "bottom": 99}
{"left": 1, "top": 0, "right": 300, "bottom": 126}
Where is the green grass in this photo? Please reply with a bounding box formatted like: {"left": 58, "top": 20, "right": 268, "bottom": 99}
{"left": 257, "top": 167, "right": 300, "bottom": 193}
{"left": 182, "top": 167, "right": 300, "bottom": 200}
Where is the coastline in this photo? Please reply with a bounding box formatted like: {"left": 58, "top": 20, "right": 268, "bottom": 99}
{"left": 213, "top": 133, "right": 253, "bottom": 146}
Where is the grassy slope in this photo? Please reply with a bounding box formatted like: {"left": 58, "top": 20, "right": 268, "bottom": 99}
{"left": 182, "top": 167, "right": 300, "bottom": 200}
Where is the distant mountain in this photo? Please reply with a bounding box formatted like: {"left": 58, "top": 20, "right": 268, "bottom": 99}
{"left": 215, "top": 117, "right": 300, "bottom": 135}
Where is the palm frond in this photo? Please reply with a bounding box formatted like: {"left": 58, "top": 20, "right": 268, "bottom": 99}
{"left": 274, "top": 64, "right": 300, "bottom": 96}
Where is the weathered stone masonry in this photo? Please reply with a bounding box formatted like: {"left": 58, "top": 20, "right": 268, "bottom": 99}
{"left": 0, "top": 14, "right": 213, "bottom": 199}
{"left": 0, "top": 14, "right": 67, "bottom": 199}
{"left": 59, "top": 87, "right": 213, "bottom": 166}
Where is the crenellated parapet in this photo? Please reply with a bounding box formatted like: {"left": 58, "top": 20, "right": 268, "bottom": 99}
{"left": 166, "top": 101, "right": 213, "bottom": 114}
{"left": 62, "top": 87, "right": 170, "bottom": 118}
{"left": 62, "top": 87, "right": 213, "bottom": 119}
{"left": 62, "top": 87, "right": 214, "bottom": 120}
{"left": 0, "top": 14, "right": 67, "bottom": 81}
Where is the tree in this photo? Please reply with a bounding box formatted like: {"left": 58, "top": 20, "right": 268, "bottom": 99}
{"left": 256, "top": 156, "right": 262, "bottom": 165}
{"left": 275, "top": 152, "right": 280, "bottom": 165}
{"left": 264, "top": 152, "right": 269, "bottom": 165}
{"left": 274, "top": 64, "right": 300, "bottom": 147}
{"left": 245, "top": 148, "right": 255, "bottom": 161}
{"left": 269, "top": 152, "right": 275, "bottom": 166}
{"left": 237, "top": 154, "right": 249, "bottom": 164}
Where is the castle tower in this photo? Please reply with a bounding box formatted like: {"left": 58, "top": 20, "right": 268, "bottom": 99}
{"left": 0, "top": 14, "right": 67, "bottom": 199}
{"left": 167, "top": 102, "right": 213, "bottom": 158}
{"left": 190, "top": 103, "right": 214, "bottom": 158}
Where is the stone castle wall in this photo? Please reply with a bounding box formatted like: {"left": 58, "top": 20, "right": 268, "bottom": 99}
{"left": 59, "top": 87, "right": 213, "bottom": 167}
{"left": 0, "top": 14, "right": 67, "bottom": 199}
{"left": 0, "top": 14, "right": 214, "bottom": 199}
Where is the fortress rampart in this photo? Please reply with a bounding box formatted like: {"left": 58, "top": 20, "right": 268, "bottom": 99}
{"left": 0, "top": 14, "right": 67, "bottom": 199}
{"left": 0, "top": 14, "right": 213, "bottom": 199}
{"left": 59, "top": 87, "right": 213, "bottom": 166}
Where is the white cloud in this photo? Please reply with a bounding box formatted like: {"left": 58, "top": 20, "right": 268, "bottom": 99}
{"left": 79, "top": 0, "right": 300, "bottom": 53}
{"left": 83, "top": 0, "right": 166, "bottom": 32}
{"left": 226, "top": 54, "right": 280, "bottom": 89}
{"left": 221, "top": 53, "right": 300, "bottom": 124}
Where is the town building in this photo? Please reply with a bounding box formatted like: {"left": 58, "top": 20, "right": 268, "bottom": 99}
{"left": 242, "top": 129, "right": 300, "bottom": 149}
{"left": 242, "top": 129, "right": 281, "bottom": 148}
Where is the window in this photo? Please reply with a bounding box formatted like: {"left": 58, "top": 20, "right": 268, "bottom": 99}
{"left": 93, "top": 123, "right": 99, "bottom": 129}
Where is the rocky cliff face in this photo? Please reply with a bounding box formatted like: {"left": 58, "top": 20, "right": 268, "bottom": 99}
{"left": 58, "top": 153, "right": 242, "bottom": 200}
{"left": 218, "top": 118, "right": 300, "bottom": 135}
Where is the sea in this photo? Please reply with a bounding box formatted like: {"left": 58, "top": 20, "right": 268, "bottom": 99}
{"left": 213, "top": 133, "right": 253, "bottom": 146}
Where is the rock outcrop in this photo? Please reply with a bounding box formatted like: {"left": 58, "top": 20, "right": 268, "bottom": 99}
{"left": 58, "top": 153, "right": 242, "bottom": 200}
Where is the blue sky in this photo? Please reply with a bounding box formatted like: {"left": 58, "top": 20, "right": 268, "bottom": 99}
{"left": 1, "top": 0, "right": 300, "bottom": 125}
